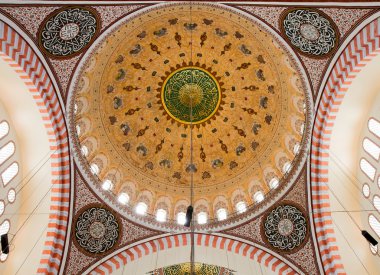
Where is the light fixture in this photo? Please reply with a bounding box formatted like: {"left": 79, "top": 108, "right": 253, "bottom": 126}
{"left": 216, "top": 208, "right": 227, "bottom": 221}
{"left": 184, "top": 205, "right": 193, "bottom": 227}
{"left": 135, "top": 202, "right": 147, "bottom": 215}
{"left": 102, "top": 179, "right": 113, "bottom": 191}
{"left": 117, "top": 192, "right": 129, "bottom": 205}
{"left": 236, "top": 201, "right": 247, "bottom": 213}
{"left": 1, "top": 234, "right": 9, "bottom": 254}
{"left": 362, "top": 230, "right": 378, "bottom": 246}
{"left": 156, "top": 209, "right": 167, "bottom": 222}
{"left": 177, "top": 212, "right": 186, "bottom": 225}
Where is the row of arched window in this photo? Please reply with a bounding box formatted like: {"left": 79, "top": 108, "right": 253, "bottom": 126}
{"left": 360, "top": 118, "right": 380, "bottom": 254}
{"left": 99, "top": 175, "right": 267, "bottom": 225}
{"left": 0, "top": 121, "right": 18, "bottom": 262}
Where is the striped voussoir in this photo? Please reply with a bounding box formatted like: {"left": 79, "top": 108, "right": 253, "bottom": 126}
{"left": 311, "top": 17, "right": 380, "bottom": 275}
{"left": 90, "top": 234, "right": 297, "bottom": 275}
{"left": 0, "top": 21, "right": 70, "bottom": 274}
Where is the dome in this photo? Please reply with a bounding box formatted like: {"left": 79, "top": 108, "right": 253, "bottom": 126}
{"left": 70, "top": 3, "right": 310, "bottom": 230}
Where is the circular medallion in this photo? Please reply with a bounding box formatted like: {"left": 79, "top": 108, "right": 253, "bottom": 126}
{"left": 263, "top": 204, "right": 307, "bottom": 252}
{"left": 40, "top": 7, "right": 99, "bottom": 57}
{"left": 75, "top": 207, "right": 119, "bottom": 254}
{"left": 161, "top": 66, "right": 221, "bottom": 124}
{"left": 299, "top": 24, "right": 320, "bottom": 41}
{"left": 282, "top": 9, "right": 337, "bottom": 57}
{"left": 59, "top": 23, "right": 80, "bottom": 41}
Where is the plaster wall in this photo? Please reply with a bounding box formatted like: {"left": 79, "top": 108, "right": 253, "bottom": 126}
{"left": 0, "top": 56, "right": 52, "bottom": 274}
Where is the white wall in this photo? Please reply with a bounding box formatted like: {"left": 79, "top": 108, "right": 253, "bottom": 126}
{"left": 328, "top": 53, "right": 380, "bottom": 274}
{"left": 0, "top": 56, "right": 52, "bottom": 274}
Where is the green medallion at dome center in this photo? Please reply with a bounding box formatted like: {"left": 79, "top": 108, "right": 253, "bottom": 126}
{"left": 161, "top": 67, "right": 221, "bottom": 124}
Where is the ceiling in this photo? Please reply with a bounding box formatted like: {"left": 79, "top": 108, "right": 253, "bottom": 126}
{"left": 0, "top": 1, "right": 379, "bottom": 275}
{"left": 72, "top": 3, "right": 309, "bottom": 224}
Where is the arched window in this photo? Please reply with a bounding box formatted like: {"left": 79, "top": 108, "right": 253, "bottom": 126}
{"left": 369, "top": 215, "right": 380, "bottom": 238}
{"left": 0, "top": 142, "right": 15, "bottom": 165}
{"left": 360, "top": 158, "right": 376, "bottom": 181}
{"left": 293, "top": 143, "right": 300, "bottom": 155}
{"left": 156, "top": 209, "right": 167, "bottom": 222}
{"left": 362, "top": 183, "right": 370, "bottom": 198}
{"left": 0, "top": 201, "right": 4, "bottom": 216}
{"left": 81, "top": 145, "right": 89, "bottom": 157}
{"left": 177, "top": 212, "right": 186, "bottom": 225}
{"left": 135, "top": 202, "right": 148, "bottom": 215}
{"left": 282, "top": 162, "right": 292, "bottom": 174}
{"left": 7, "top": 189, "right": 15, "bottom": 203}
{"left": 373, "top": 196, "right": 380, "bottom": 213}
{"left": 363, "top": 138, "right": 380, "bottom": 160}
{"left": 117, "top": 192, "right": 129, "bottom": 205}
{"left": 102, "top": 179, "right": 113, "bottom": 191}
{"left": 2, "top": 162, "right": 18, "bottom": 186}
{"left": 253, "top": 191, "right": 264, "bottom": 203}
{"left": 197, "top": 212, "right": 207, "bottom": 224}
{"left": 0, "top": 121, "right": 9, "bottom": 140}
{"left": 216, "top": 208, "right": 227, "bottom": 221}
{"left": 236, "top": 201, "right": 247, "bottom": 213}
{"left": 76, "top": 125, "right": 81, "bottom": 136}
{"left": 269, "top": 178, "right": 279, "bottom": 189}
{"left": 90, "top": 163, "right": 99, "bottom": 175}
{"left": 0, "top": 220, "right": 10, "bottom": 236}
{"left": 368, "top": 118, "right": 380, "bottom": 138}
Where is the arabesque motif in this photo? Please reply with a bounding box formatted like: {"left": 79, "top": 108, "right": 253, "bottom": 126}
{"left": 263, "top": 204, "right": 307, "bottom": 251}
{"left": 162, "top": 67, "right": 221, "bottom": 124}
{"left": 282, "top": 9, "right": 337, "bottom": 56}
{"left": 40, "top": 7, "right": 98, "bottom": 57}
{"left": 75, "top": 207, "right": 119, "bottom": 254}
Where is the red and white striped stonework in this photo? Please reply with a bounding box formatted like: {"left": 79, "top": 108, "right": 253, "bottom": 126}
{"left": 0, "top": 21, "right": 70, "bottom": 274}
{"left": 90, "top": 234, "right": 296, "bottom": 275}
{"left": 311, "top": 17, "right": 380, "bottom": 275}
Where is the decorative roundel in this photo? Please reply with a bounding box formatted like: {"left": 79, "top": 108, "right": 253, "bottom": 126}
{"left": 161, "top": 65, "right": 222, "bottom": 125}
{"left": 263, "top": 203, "right": 308, "bottom": 252}
{"left": 281, "top": 9, "right": 338, "bottom": 57}
{"left": 39, "top": 7, "right": 99, "bottom": 57}
{"left": 75, "top": 207, "right": 119, "bottom": 254}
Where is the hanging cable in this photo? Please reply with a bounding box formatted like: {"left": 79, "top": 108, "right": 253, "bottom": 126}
{"left": 332, "top": 219, "right": 371, "bottom": 275}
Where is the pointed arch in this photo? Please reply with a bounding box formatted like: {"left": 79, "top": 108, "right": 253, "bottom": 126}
{"left": 0, "top": 20, "right": 70, "bottom": 274}
{"left": 311, "top": 15, "right": 380, "bottom": 275}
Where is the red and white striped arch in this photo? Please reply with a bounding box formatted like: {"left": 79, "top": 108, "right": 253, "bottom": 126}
{"left": 0, "top": 21, "right": 70, "bottom": 274}
{"left": 311, "top": 16, "right": 380, "bottom": 275}
{"left": 90, "top": 234, "right": 297, "bottom": 275}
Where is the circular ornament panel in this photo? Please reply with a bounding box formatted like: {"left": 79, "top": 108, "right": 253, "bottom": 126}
{"left": 75, "top": 206, "right": 120, "bottom": 254}
{"left": 262, "top": 203, "right": 308, "bottom": 252}
{"left": 39, "top": 7, "right": 99, "bottom": 58}
{"left": 161, "top": 66, "right": 222, "bottom": 125}
{"left": 281, "top": 9, "right": 338, "bottom": 57}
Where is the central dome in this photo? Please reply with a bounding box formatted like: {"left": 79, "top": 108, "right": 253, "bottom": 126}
{"left": 71, "top": 3, "right": 309, "bottom": 228}
{"left": 161, "top": 66, "right": 222, "bottom": 125}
